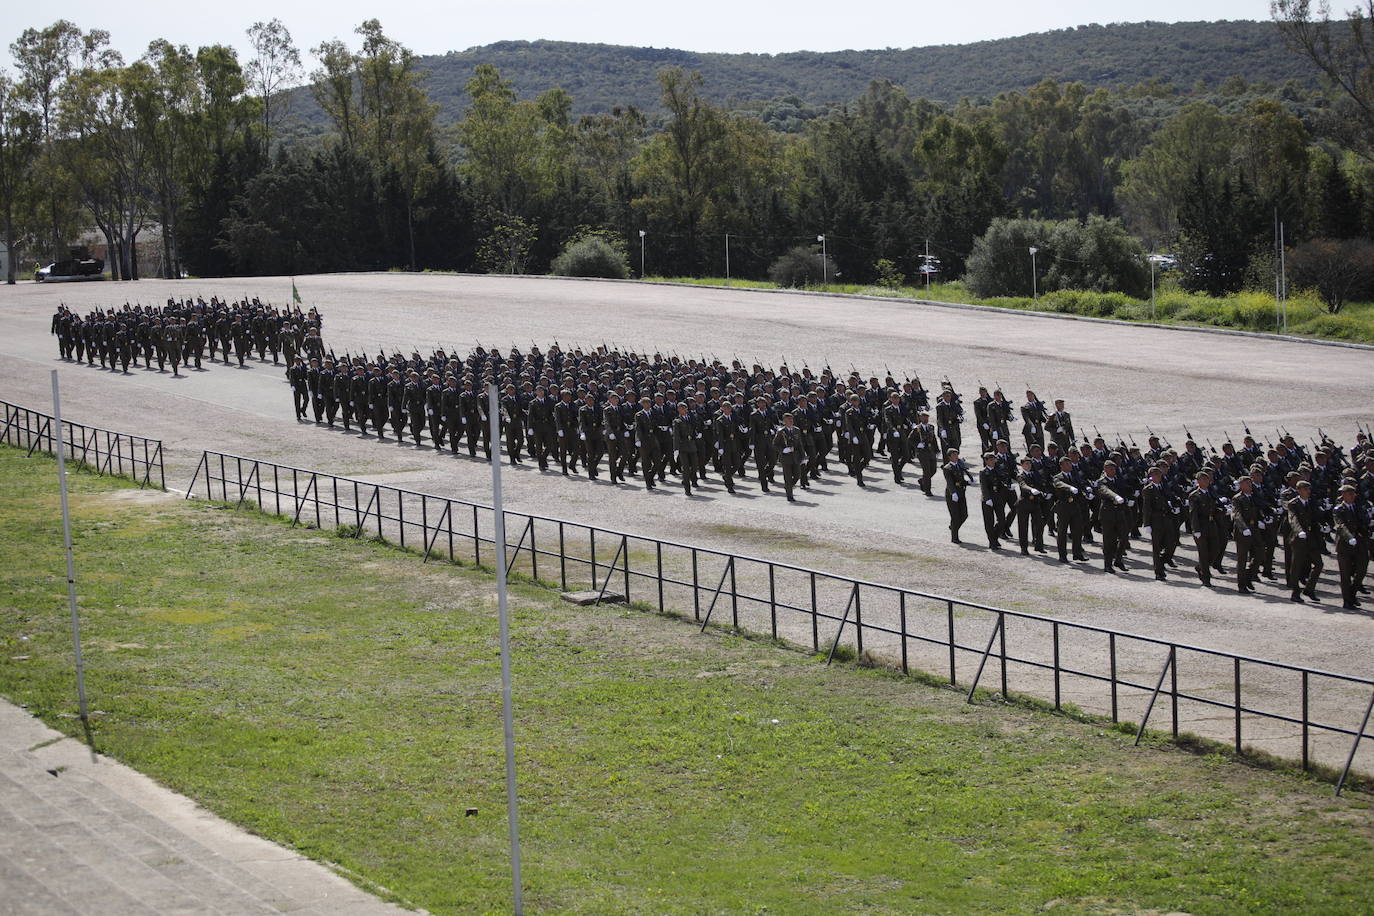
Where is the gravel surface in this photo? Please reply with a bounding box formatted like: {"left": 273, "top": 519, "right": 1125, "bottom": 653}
{"left": 3, "top": 273, "right": 1372, "bottom": 770}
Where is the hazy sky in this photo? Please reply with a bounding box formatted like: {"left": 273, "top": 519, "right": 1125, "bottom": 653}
{"left": 13, "top": 1, "right": 1269, "bottom": 70}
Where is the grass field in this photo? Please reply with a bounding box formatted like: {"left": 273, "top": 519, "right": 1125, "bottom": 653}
{"left": 3, "top": 446, "right": 1373, "bottom": 915}
{"left": 645, "top": 276, "right": 1374, "bottom": 345}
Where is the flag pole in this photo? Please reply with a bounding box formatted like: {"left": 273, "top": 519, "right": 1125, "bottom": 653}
{"left": 488, "top": 382, "right": 524, "bottom": 914}
{"left": 52, "top": 370, "right": 89, "bottom": 724}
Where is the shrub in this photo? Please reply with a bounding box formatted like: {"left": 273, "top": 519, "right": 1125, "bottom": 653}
{"left": 874, "top": 258, "right": 905, "bottom": 289}
{"left": 550, "top": 233, "right": 630, "bottom": 279}
{"left": 966, "top": 216, "right": 1149, "bottom": 298}
{"left": 768, "top": 246, "right": 835, "bottom": 288}
{"left": 1287, "top": 237, "right": 1374, "bottom": 314}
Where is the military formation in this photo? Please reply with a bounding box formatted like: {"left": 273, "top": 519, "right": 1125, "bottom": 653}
{"left": 282, "top": 339, "right": 1373, "bottom": 611}
{"left": 51, "top": 299, "right": 326, "bottom": 376}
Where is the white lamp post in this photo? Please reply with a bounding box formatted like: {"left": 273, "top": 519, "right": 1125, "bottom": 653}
{"left": 1028, "top": 246, "right": 1039, "bottom": 300}
{"left": 817, "top": 234, "right": 827, "bottom": 286}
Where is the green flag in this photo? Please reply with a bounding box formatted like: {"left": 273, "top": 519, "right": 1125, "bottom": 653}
{"left": 292, "top": 278, "right": 302, "bottom": 305}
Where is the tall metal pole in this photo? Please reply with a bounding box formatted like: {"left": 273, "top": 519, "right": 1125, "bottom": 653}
{"left": 817, "top": 234, "right": 827, "bottom": 286}
{"left": 1279, "top": 222, "right": 1288, "bottom": 335}
{"left": 51, "top": 371, "right": 88, "bottom": 723}
{"left": 488, "top": 383, "right": 523, "bottom": 915}
{"left": 725, "top": 233, "right": 730, "bottom": 285}
{"left": 1150, "top": 258, "right": 1156, "bottom": 321}
{"left": 639, "top": 230, "right": 646, "bottom": 280}
{"left": 1029, "top": 246, "right": 1039, "bottom": 300}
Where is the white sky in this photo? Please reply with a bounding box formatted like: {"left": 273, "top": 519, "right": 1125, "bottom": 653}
{"left": 10, "top": 0, "right": 1269, "bottom": 71}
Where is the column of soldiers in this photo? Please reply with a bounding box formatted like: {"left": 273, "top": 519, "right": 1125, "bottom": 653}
{"left": 51, "top": 299, "right": 325, "bottom": 377}
{"left": 287, "top": 341, "right": 1373, "bottom": 611}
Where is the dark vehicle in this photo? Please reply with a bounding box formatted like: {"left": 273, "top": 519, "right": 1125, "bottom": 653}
{"left": 35, "top": 258, "right": 105, "bottom": 282}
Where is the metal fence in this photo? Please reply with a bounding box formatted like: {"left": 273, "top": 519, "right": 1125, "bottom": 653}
{"left": 187, "top": 449, "right": 1374, "bottom": 794}
{"left": 2, "top": 399, "right": 165, "bottom": 488}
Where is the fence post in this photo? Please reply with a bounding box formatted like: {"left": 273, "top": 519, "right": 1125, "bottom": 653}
{"left": 1109, "top": 633, "right": 1118, "bottom": 722}
{"left": 729, "top": 557, "right": 738, "bottom": 628}
{"left": 965, "top": 615, "right": 1005, "bottom": 702}
{"left": 691, "top": 549, "right": 700, "bottom": 621}
{"left": 1052, "top": 621, "right": 1061, "bottom": 711}
{"left": 1234, "top": 658, "right": 1242, "bottom": 754}
{"left": 810, "top": 572, "right": 818, "bottom": 652}
{"left": 621, "top": 535, "right": 630, "bottom": 602}
{"left": 1170, "top": 646, "right": 1179, "bottom": 739}
{"left": 559, "top": 522, "right": 568, "bottom": 590}
{"left": 1336, "top": 688, "right": 1374, "bottom": 796}
{"left": 655, "top": 541, "right": 663, "bottom": 611}
{"left": 590, "top": 529, "right": 597, "bottom": 590}
{"left": 1301, "top": 670, "right": 1309, "bottom": 772}
{"left": 698, "top": 558, "right": 735, "bottom": 633}
{"left": 825, "top": 583, "right": 859, "bottom": 665}
{"left": 473, "top": 504, "right": 481, "bottom": 565}
{"left": 530, "top": 524, "right": 539, "bottom": 583}
{"left": 853, "top": 587, "right": 863, "bottom": 653}
{"left": 999, "top": 611, "right": 1007, "bottom": 698}
{"left": 1134, "top": 647, "right": 1175, "bottom": 746}
{"left": 947, "top": 600, "right": 956, "bottom": 686}
{"left": 768, "top": 565, "right": 777, "bottom": 640}
{"left": 898, "top": 593, "right": 908, "bottom": 675}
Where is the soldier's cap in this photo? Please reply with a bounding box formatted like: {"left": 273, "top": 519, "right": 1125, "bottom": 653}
{"left": 983, "top": 452, "right": 996, "bottom": 461}
{"left": 1297, "top": 479, "right": 1312, "bottom": 489}
{"left": 1250, "top": 464, "right": 1266, "bottom": 474}
{"left": 1103, "top": 460, "right": 1117, "bottom": 469}
{"left": 996, "top": 438, "right": 1008, "bottom": 447}
{"left": 1341, "top": 483, "right": 1357, "bottom": 494}
{"left": 1059, "top": 456, "right": 1073, "bottom": 465}
{"left": 918, "top": 410, "right": 930, "bottom": 417}
{"left": 1195, "top": 470, "right": 1211, "bottom": 479}
{"left": 1019, "top": 455, "right": 1032, "bottom": 464}
{"left": 1149, "top": 467, "right": 1163, "bottom": 476}
{"left": 1297, "top": 463, "right": 1312, "bottom": 473}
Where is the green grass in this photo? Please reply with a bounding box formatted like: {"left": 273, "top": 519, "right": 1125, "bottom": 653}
{"left": 3, "top": 446, "right": 1373, "bottom": 915}
{"left": 644, "top": 275, "right": 1374, "bottom": 345}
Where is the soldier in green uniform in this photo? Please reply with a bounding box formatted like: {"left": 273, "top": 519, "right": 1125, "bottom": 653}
{"left": 773, "top": 413, "right": 807, "bottom": 502}
{"left": 943, "top": 448, "right": 971, "bottom": 543}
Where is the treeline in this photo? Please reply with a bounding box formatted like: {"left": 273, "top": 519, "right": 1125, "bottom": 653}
{"left": 1, "top": 15, "right": 1371, "bottom": 294}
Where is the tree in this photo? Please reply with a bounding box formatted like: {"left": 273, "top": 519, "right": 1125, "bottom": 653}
{"left": 310, "top": 39, "right": 359, "bottom": 148}
{"left": 1272, "top": 0, "right": 1374, "bottom": 157}
{"left": 245, "top": 19, "right": 301, "bottom": 148}
{"left": 59, "top": 59, "right": 153, "bottom": 280}
{"left": 966, "top": 216, "right": 1149, "bottom": 297}
{"left": 0, "top": 72, "right": 39, "bottom": 282}
{"left": 10, "top": 20, "right": 92, "bottom": 262}
{"left": 1118, "top": 102, "right": 1236, "bottom": 245}
{"left": 1287, "top": 237, "right": 1374, "bottom": 312}
{"left": 137, "top": 40, "right": 198, "bottom": 278}
{"left": 1175, "top": 168, "right": 1265, "bottom": 296}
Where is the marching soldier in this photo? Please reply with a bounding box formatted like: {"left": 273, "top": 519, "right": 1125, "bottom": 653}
{"left": 978, "top": 452, "right": 1007, "bottom": 550}
{"left": 1047, "top": 399, "right": 1074, "bottom": 454}
{"left": 713, "top": 401, "right": 739, "bottom": 494}
{"left": 1230, "top": 475, "right": 1262, "bottom": 593}
{"left": 774, "top": 413, "right": 807, "bottom": 502}
{"left": 1052, "top": 456, "right": 1087, "bottom": 563}
{"left": 1286, "top": 479, "right": 1322, "bottom": 603}
{"left": 1334, "top": 484, "right": 1368, "bottom": 610}
{"left": 671, "top": 402, "right": 698, "bottom": 497}
{"left": 943, "top": 448, "right": 971, "bottom": 543}
{"left": 1096, "top": 460, "right": 1131, "bottom": 573}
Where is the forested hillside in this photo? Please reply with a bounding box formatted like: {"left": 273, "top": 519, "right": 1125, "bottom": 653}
{"left": 279, "top": 20, "right": 1315, "bottom": 134}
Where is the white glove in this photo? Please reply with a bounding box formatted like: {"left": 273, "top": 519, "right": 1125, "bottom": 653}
{"left": 557, "top": 429, "right": 564, "bottom": 436}
{"left": 1143, "top": 525, "right": 1152, "bottom": 534}
{"left": 1258, "top": 520, "right": 1266, "bottom": 529}
{"left": 852, "top": 435, "right": 860, "bottom": 444}
{"left": 1172, "top": 507, "right": 1181, "bottom": 515}
{"left": 982, "top": 423, "right": 989, "bottom": 430}
{"left": 1297, "top": 530, "right": 1307, "bottom": 539}
{"left": 1070, "top": 486, "right": 1079, "bottom": 495}
{"left": 782, "top": 447, "right": 793, "bottom": 454}
{"left": 1243, "top": 528, "right": 1251, "bottom": 536}
{"left": 952, "top": 492, "right": 960, "bottom": 502}
{"left": 984, "top": 499, "right": 993, "bottom": 506}
{"left": 1351, "top": 538, "right": 1359, "bottom": 546}
{"left": 1127, "top": 500, "right": 1135, "bottom": 507}
{"left": 1115, "top": 496, "right": 1124, "bottom": 506}
{"left": 579, "top": 432, "right": 586, "bottom": 440}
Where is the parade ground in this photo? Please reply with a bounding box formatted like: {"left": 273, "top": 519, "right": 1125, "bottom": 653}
{"left": 1, "top": 273, "right": 1372, "bottom": 768}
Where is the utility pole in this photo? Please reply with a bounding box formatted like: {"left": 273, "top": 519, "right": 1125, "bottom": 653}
{"left": 1029, "top": 246, "right": 1039, "bottom": 300}
{"left": 817, "top": 234, "right": 827, "bottom": 286}
{"left": 487, "top": 383, "right": 524, "bottom": 915}
{"left": 925, "top": 238, "right": 931, "bottom": 291}
{"left": 1149, "top": 256, "right": 1156, "bottom": 321}
{"left": 639, "top": 230, "right": 646, "bottom": 280}
{"left": 725, "top": 233, "right": 730, "bottom": 285}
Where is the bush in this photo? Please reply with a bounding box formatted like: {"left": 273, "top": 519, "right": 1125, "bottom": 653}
{"left": 550, "top": 233, "right": 630, "bottom": 279}
{"left": 768, "top": 246, "right": 834, "bottom": 288}
{"left": 966, "top": 216, "right": 1149, "bottom": 299}
{"left": 1287, "top": 237, "right": 1374, "bottom": 314}
{"left": 874, "top": 258, "right": 905, "bottom": 289}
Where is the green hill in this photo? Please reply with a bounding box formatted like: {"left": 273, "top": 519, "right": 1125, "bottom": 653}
{"left": 283, "top": 19, "right": 1317, "bottom": 135}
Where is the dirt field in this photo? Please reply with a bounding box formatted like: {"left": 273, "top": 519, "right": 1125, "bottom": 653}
{"left": 2, "top": 273, "right": 1372, "bottom": 769}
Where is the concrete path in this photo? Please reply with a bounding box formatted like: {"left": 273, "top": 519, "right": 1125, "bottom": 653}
{"left": 0, "top": 698, "right": 420, "bottom": 915}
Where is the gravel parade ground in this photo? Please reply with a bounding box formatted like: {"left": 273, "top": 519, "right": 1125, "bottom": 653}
{"left": 3, "top": 272, "right": 1372, "bottom": 771}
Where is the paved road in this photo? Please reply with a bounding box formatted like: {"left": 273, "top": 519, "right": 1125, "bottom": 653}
{"left": 2, "top": 273, "right": 1371, "bottom": 769}
{"left": 0, "top": 699, "right": 419, "bottom": 915}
